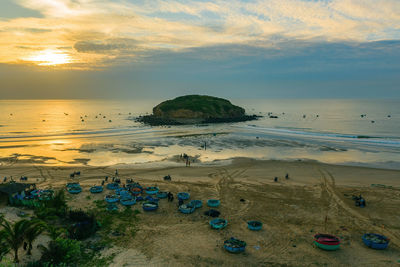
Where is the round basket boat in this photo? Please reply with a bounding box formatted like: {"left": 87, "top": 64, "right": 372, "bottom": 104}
{"left": 67, "top": 186, "right": 82, "bottom": 194}
{"left": 106, "top": 203, "right": 118, "bottom": 211}
{"left": 156, "top": 192, "right": 168, "bottom": 199}
{"left": 143, "top": 201, "right": 158, "bottom": 211}
{"left": 130, "top": 187, "right": 142, "bottom": 195}
{"left": 177, "top": 192, "right": 190, "bottom": 201}
{"left": 224, "top": 237, "right": 246, "bottom": 253}
{"left": 30, "top": 190, "right": 40, "bottom": 197}
{"left": 38, "top": 190, "right": 54, "bottom": 200}
{"left": 247, "top": 221, "right": 263, "bottom": 231}
{"left": 136, "top": 196, "right": 144, "bottom": 201}
{"left": 66, "top": 182, "right": 80, "bottom": 188}
{"left": 90, "top": 186, "right": 103, "bottom": 194}
{"left": 145, "top": 195, "right": 159, "bottom": 202}
{"left": 106, "top": 183, "right": 120, "bottom": 190}
{"left": 362, "top": 233, "right": 389, "bottom": 250}
{"left": 207, "top": 199, "right": 220, "bottom": 207}
{"left": 179, "top": 204, "right": 195, "bottom": 214}
{"left": 210, "top": 218, "right": 228, "bottom": 229}
{"left": 126, "top": 183, "right": 142, "bottom": 189}
{"left": 314, "top": 234, "right": 340, "bottom": 251}
{"left": 105, "top": 195, "right": 119, "bottom": 203}
{"left": 120, "top": 197, "right": 136, "bottom": 206}
{"left": 145, "top": 187, "right": 159, "bottom": 195}
{"left": 189, "top": 200, "right": 202, "bottom": 209}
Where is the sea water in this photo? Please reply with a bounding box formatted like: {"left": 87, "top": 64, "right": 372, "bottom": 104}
{"left": 0, "top": 99, "right": 399, "bottom": 169}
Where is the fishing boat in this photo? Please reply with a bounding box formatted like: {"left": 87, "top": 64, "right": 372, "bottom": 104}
{"left": 179, "top": 203, "right": 195, "bottom": 214}
{"left": 120, "top": 197, "right": 136, "bottom": 206}
{"left": 106, "top": 183, "right": 120, "bottom": 190}
{"left": 66, "top": 182, "right": 80, "bottom": 188}
{"left": 105, "top": 195, "right": 119, "bottom": 203}
{"left": 177, "top": 192, "right": 190, "bottom": 201}
{"left": 67, "top": 184, "right": 82, "bottom": 194}
{"left": 362, "top": 233, "right": 389, "bottom": 250}
{"left": 145, "top": 186, "right": 159, "bottom": 195}
{"left": 247, "top": 221, "right": 263, "bottom": 231}
{"left": 314, "top": 234, "right": 341, "bottom": 251}
{"left": 106, "top": 203, "right": 118, "bottom": 211}
{"left": 189, "top": 200, "right": 202, "bottom": 209}
{"left": 210, "top": 218, "right": 228, "bottom": 229}
{"left": 224, "top": 237, "right": 246, "bottom": 253}
{"left": 207, "top": 199, "right": 220, "bottom": 207}
{"left": 90, "top": 186, "right": 103, "bottom": 193}
{"left": 130, "top": 187, "right": 142, "bottom": 195}
{"left": 143, "top": 201, "right": 158, "bottom": 211}
{"left": 145, "top": 195, "right": 159, "bottom": 202}
{"left": 156, "top": 191, "right": 168, "bottom": 199}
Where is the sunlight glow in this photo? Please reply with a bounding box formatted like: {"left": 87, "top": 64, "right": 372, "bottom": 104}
{"left": 25, "top": 49, "right": 72, "bottom": 66}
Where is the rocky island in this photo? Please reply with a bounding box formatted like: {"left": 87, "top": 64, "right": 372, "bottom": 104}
{"left": 137, "top": 95, "right": 259, "bottom": 125}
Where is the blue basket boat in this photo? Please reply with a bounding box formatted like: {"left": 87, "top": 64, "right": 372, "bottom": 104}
{"left": 145, "top": 187, "right": 159, "bottom": 195}
{"left": 120, "top": 197, "right": 136, "bottom": 206}
{"left": 189, "top": 200, "right": 202, "bottom": 209}
{"left": 30, "top": 190, "right": 40, "bottom": 197}
{"left": 66, "top": 182, "right": 80, "bottom": 188}
{"left": 105, "top": 195, "right": 119, "bottom": 203}
{"left": 362, "top": 233, "right": 389, "bottom": 250}
{"left": 107, "top": 183, "right": 120, "bottom": 190}
{"left": 145, "top": 195, "right": 159, "bottom": 202}
{"left": 224, "top": 237, "right": 246, "bottom": 253}
{"left": 38, "top": 190, "right": 54, "bottom": 200}
{"left": 143, "top": 201, "right": 158, "bottom": 211}
{"left": 247, "top": 221, "right": 263, "bottom": 231}
{"left": 90, "top": 186, "right": 103, "bottom": 194}
{"left": 126, "top": 183, "right": 142, "bottom": 189}
{"left": 179, "top": 204, "right": 195, "bottom": 214}
{"left": 210, "top": 218, "right": 228, "bottom": 229}
{"left": 177, "top": 192, "right": 190, "bottom": 201}
{"left": 106, "top": 203, "right": 118, "bottom": 211}
{"left": 136, "top": 196, "right": 144, "bottom": 201}
{"left": 67, "top": 186, "right": 82, "bottom": 194}
{"left": 157, "top": 192, "right": 168, "bottom": 199}
{"left": 207, "top": 199, "right": 220, "bottom": 207}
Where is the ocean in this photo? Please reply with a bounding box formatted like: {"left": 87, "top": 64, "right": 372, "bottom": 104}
{"left": 0, "top": 99, "right": 399, "bottom": 169}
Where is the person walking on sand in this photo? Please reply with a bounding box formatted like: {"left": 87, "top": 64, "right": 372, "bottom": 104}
{"left": 274, "top": 177, "right": 278, "bottom": 182}
{"left": 285, "top": 173, "right": 289, "bottom": 179}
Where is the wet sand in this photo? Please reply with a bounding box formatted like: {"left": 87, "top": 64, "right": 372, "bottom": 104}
{"left": 1, "top": 158, "right": 400, "bottom": 266}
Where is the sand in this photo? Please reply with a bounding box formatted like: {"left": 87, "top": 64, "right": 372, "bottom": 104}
{"left": 1, "top": 158, "right": 400, "bottom": 266}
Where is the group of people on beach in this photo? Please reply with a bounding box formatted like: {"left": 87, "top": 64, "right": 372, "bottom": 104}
{"left": 274, "top": 173, "right": 290, "bottom": 182}
{"left": 180, "top": 153, "right": 192, "bottom": 167}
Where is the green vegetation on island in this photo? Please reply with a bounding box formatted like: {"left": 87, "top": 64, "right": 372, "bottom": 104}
{"left": 137, "top": 95, "right": 259, "bottom": 125}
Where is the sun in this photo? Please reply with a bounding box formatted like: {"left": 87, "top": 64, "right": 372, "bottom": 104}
{"left": 25, "top": 49, "right": 72, "bottom": 66}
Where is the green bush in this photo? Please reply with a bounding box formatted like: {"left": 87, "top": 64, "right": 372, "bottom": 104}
{"left": 38, "top": 238, "right": 81, "bottom": 266}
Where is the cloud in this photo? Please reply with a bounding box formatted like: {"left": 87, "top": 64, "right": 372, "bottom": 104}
{"left": 74, "top": 38, "right": 140, "bottom": 53}
{"left": 0, "top": 0, "right": 398, "bottom": 68}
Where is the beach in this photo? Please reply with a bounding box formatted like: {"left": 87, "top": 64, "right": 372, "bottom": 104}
{"left": 1, "top": 158, "right": 400, "bottom": 266}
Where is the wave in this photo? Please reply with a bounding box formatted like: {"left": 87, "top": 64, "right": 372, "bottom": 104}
{"left": 235, "top": 125, "right": 400, "bottom": 147}
{"left": 0, "top": 127, "right": 158, "bottom": 142}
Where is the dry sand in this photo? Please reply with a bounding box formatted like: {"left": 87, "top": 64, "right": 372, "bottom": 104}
{"left": 1, "top": 158, "right": 400, "bottom": 266}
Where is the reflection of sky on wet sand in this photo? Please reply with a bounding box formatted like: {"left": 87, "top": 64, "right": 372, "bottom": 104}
{"left": 0, "top": 99, "right": 399, "bottom": 169}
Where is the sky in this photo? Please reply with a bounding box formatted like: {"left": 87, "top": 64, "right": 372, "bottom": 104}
{"left": 0, "top": 0, "right": 399, "bottom": 99}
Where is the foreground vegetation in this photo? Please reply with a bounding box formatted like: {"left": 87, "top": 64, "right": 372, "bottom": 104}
{"left": 0, "top": 190, "right": 140, "bottom": 266}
